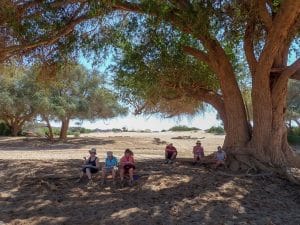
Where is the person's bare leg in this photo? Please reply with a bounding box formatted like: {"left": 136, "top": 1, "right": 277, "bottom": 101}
{"left": 86, "top": 168, "right": 92, "bottom": 180}
{"left": 165, "top": 153, "right": 169, "bottom": 163}
{"left": 79, "top": 171, "right": 84, "bottom": 178}
{"left": 76, "top": 171, "right": 85, "bottom": 183}
{"left": 120, "top": 168, "right": 124, "bottom": 181}
{"left": 129, "top": 168, "right": 133, "bottom": 181}
{"left": 128, "top": 168, "right": 134, "bottom": 186}
{"left": 101, "top": 167, "right": 106, "bottom": 184}
{"left": 214, "top": 161, "right": 221, "bottom": 169}
{"left": 193, "top": 155, "right": 197, "bottom": 164}
{"left": 170, "top": 153, "right": 177, "bottom": 163}
{"left": 112, "top": 169, "right": 116, "bottom": 180}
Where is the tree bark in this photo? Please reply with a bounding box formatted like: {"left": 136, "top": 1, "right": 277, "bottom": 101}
{"left": 11, "top": 123, "right": 21, "bottom": 136}
{"left": 59, "top": 118, "right": 70, "bottom": 140}
{"left": 43, "top": 115, "right": 54, "bottom": 141}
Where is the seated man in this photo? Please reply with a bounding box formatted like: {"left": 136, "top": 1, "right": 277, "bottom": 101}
{"left": 165, "top": 143, "right": 177, "bottom": 164}
{"left": 214, "top": 146, "right": 226, "bottom": 169}
{"left": 193, "top": 141, "right": 204, "bottom": 165}
{"left": 101, "top": 151, "right": 118, "bottom": 185}
{"left": 120, "top": 149, "right": 135, "bottom": 186}
{"left": 77, "top": 148, "right": 100, "bottom": 184}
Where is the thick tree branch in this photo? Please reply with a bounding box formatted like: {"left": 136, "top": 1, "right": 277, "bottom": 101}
{"left": 1, "top": 5, "right": 93, "bottom": 61}
{"left": 257, "top": 0, "right": 300, "bottom": 75}
{"left": 112, "top": 1, "right": 143, "bottom": 13}
{"left": 182, "top": 46, "right": 211, "bottom": 65}
{"left": 291, "top": 69, "right": 300, "bottom": 81}
{"left": 244, "top": 21, "right": 257, "bottom": 75}
{"left": 282, "top": 58, "right": 300, "bottom": 79}
{"left": 257, "top": 0, "right": 272, "bottom": 31}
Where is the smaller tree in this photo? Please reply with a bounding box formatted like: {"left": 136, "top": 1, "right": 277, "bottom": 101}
{"left": 0, "top": 66, "right": 42, "bottom": 136}
{"left": 41, "top": 63, "right": 126, "bottom": 140}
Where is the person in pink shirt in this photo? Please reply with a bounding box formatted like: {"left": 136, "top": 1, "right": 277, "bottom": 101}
{"left": 120, "top": 148, "right": 135, "bottom": 186}
{"left": 164, "top": 143, "right": 177, "bottom": 164}
{"left": 193, "top": 140, "right": 204, "bottom": 165}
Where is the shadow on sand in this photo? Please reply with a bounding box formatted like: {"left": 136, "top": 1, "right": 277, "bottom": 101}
{"left": 0, "top": 159, "right": 299, "bottom": 225}
{"left": 0, "top": 137, "right": 115, "bottom": 151}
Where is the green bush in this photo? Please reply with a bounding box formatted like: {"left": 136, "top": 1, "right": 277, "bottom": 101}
{"left": 291, "top": 127, "right": 300, "bottom": 136}
{"left": 206, "top": 126, "right": 225, "bottom": 135}
{"left": 73, "top": 132, "right": 80, "bottom": 138}
{"left": 169, "top": 126, "right": 200, "bottom": 132}
{"left": 68, "top": 127, "right": 93, "bottom": 134}
{"left": 0, "top": 122, "right": 11, "bottom": 136}
{"left": 35, "top": 127, "right": 61, "bottom": 137}
{"left": 288, "top": 134, "right": 300, "bottom": 145}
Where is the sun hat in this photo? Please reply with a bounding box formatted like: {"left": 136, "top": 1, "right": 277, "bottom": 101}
{"left": 89, "top": 148, "right": 97, "bottom": 154}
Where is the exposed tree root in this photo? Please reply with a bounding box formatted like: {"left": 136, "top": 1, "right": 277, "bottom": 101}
{"left": 224, "top": 152, "right": 300, "bottom": 185}
{"left": 216, "top": 170, "right": 273, "bottom": 178}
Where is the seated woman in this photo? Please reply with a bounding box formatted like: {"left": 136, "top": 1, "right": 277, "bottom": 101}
{"left": 77, "top": 148, "right": 100, "bottom": 183}
{"left": 165, "top": 143, "right": 177, "bottom": 164}
{"left": 214, "top": 146, "right": 227, "bottom": 169}
{"left": 120, "top": 149, "right": 135, "bottom": 186}
{"left": 101, "top": 151, "right": 118, "bottom": 185}
{"left": 192, "top": 141, "right": 204, "bottom": 165}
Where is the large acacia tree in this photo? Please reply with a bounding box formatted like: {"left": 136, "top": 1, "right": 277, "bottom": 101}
{"left": 108, "top": 0, "right": 300, "bottom": 171}
{"left": 0, "top": 1, "right": 300, "bottom": 171}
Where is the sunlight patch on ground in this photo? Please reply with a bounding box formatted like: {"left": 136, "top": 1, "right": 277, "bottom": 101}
{"left": 142, "top": 174, "right": 191, "bottom": 191}
{"left": 110, "top": 207, "right": 145, "bottom": 219}
{"left": 10, "top": 216, "right": 67, "bottom": 225}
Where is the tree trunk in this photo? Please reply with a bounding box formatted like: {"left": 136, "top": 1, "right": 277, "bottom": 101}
{"left": 59, "top": 118, "right": 70, "bottom": 140}
{"left": 11, "top": 123, "right": 21, "bottom": 136}
{"left": 43, "top": 116, "right": 54, "bottom": 141}
{"left": 7, "top": 118, "right": 22, "bottom": 137}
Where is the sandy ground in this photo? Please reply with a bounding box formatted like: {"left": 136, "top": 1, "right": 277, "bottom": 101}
{"left": 1, "top": 131, "right": 300, "bottom": 225}
{"left": 0, "top": 131, "right": 225, "bottom": 160}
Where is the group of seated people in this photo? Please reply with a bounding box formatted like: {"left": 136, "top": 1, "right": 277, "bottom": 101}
{"left": 78, "top": 141, "right": 227, "bottom": 186}
{"left": 78, "top": 148, "right": 135, "bottom": 186}
{"left": 164, "top": 141, "right": 226, "bottom": 168}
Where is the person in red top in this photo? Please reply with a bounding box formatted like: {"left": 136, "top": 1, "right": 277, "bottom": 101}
{"left": 193, "top": 141, "right": 204, "bottom": 165}
{"left": 165, "top": 143, "right": 177, "bottom": 164}
{"left": 120, "top": 148, "right": 135, "bottom": 186}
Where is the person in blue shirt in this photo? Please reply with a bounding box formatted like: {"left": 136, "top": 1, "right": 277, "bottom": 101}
{"left": 101, "top": 151, "right": 118, "bottom": 185}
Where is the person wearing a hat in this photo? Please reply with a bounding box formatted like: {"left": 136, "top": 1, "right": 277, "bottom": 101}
{"left": 101, "top": 151, "right": 118, "bottom": 185}
{"left": 192, "top": 141, "right": 204, "bottom": 165}
{"left": 77, "top": 147, "right": 100, "bottom": 183}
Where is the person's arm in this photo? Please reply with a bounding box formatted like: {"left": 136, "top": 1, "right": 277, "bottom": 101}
{"left": 95, "top": 158, "right": 100, "bottom": 169}
{"left": 120, "top": 157, "right": 124, "bottom": 166}
{"left": 83, "top": 157, "right": 87, "bottom": 163}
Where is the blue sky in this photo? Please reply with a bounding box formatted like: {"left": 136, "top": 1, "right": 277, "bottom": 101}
{"left": 61, "top": 111, "right": 221, "bottom": 131}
